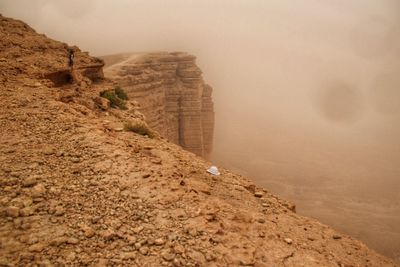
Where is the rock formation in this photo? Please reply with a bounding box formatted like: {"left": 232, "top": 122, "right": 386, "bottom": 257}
{"left": 0, "top": 14, "right": 398, "bottom": 267}
{"left": 0, "top": 15, "right": 104, "bottom": 88}
{"left": 101, "top": 52, "right": 215, "bottom": 158}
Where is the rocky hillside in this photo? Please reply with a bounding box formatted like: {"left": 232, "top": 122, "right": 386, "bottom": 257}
{"left": 101, "top": 52, "right": 214, "bottom": 159}
{"left": 0, "top": 14, "right": 398, "bottom": 267}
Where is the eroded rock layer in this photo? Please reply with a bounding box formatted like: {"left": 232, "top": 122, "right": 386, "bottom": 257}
{"left": 102, "top": 52, "right": 214, "bottom": 158}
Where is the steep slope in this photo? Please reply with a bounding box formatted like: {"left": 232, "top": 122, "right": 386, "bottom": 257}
{"left": 101, "top": 52, "right": 215, "bottom": 159}
{"left": 0, "top": 14, "right": 398, "bottom": 267}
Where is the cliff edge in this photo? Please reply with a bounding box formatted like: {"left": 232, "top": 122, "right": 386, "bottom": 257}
{"left": 101, "top": 52, "right": 214, "bottom": 159}
{"left": 0, "top": 14, "right": 398, "bottom": 267}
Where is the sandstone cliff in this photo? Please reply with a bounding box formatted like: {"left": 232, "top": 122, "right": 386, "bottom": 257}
{"left": 101, "top": 52, "right": 215, "bottom": 158}
{"left": 0, "top": 14, "right": 398, "bottom": 267}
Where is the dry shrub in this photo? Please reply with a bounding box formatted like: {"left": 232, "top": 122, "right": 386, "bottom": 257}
{"left": 124, "top": 120, "right": 155, "bottom": 138}
{"left": 100, "top": 87, "right": 128, "bottom": 109}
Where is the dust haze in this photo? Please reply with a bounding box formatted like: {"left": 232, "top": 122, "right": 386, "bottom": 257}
{"left": 2, "top": 0, "right": 399, "bottom": 260}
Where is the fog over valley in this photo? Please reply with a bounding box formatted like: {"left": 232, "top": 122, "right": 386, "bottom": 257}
{"left": 2, "top": 0, "right": 399, "bottom": 261}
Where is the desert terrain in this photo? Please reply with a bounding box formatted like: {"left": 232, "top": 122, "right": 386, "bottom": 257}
{"left": 1, "top": 14, "right": 399, "bottom": 267}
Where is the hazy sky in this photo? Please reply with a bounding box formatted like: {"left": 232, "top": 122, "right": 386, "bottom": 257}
{"left": 1, "top": 0, "right": 400, "bottom": 259}
{"left": 2, "top": 0, "right": 398, "bottom": 120}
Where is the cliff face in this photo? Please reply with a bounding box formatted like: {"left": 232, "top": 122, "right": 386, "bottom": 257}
{"left": 101, "top": 52, "right": 214, "bottom": 158}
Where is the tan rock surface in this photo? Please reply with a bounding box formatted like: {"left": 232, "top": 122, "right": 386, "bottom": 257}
{"left": 101, "top": 52, "right": 215, "bottom": 159}
{"left": 0, "top": 14, "right": 398, "bottom": 267}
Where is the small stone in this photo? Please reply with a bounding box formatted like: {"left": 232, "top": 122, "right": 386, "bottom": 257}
{"left": 13, "top": 218, "right": 22, "bottom": 228}
{"left": 134, "top": 242, "right": 142, "bottom": 249}
{"left": 27, "top": 236, "right": 39, "bottom": 245}
{"left": 19, "top": 207, "right": 33, "bottom": 217}
{"left": 240, "top": 259, "right": 254, "bottom": 266}
{"left": 71, "top": 157, "right": 80, "bottom": 163}
{"left": 54, "top": 206, "right": 65, "bottom": 216}
{"left": 83, "top": 226, "right": 95, "bottom": 238}
{"left": 172, "top": 258, "right": 181, "bottom": 266}
{"left": 23, "top": 176, "right": 37, "bottom": 187}
{"left": 205, "top": 252, "right": 215, "bottom": 261}
{"left": 167, "top": 234, "right": 177, "bottom": 241}
{"left": 142, "top": 173, "right": 151, "bottom": 179}
{"left": 54, "top": 205, "right": 65, "bottom": 216}
{"left": 154, "top": 238, "right": 165, "bottom": 245}
{"left": 333, "top": 234, "right": 342, "bottom": 240}
{"left": 10, "top": 172, "right": 20, "bottom": 178}
{"left": 161, "top": 249, "right": 175, "bottom": 261}
{"left": 114, "top": 127, "right": 124, "bottom": 132}
{"left": 126, "top": 235, "right": 137, "bottom": 245}
{"left": 254, "top": 192, "right": 263, "bottom": 198}
{"left": 6, "top": 206, "right": 20, "bottom": 217}
{"left": 91, "top": 216, "right": 102, "bottom": 224}
{"left": 133, "top": 225, "right": 144, "bottom": 234}
{"left": 50, "top": 236, "right": 68, "bottom": 246}
{"left": 28, "top": 243, "right": 45, "bottom": 252}
{"left": 21, "top": 222, "right": 31, "bottom": 230}
{"left": 284, "top": 238, "right": 293, "bottom": 244}
{"left": 19, "top": 235, "right": 29, "bottom": 244}
{"left": 66, "top": 252, "right": 76, "bottom": 261}
{"left": 139, "top": 246, "right": 149, "bottom": 255}
{"left": 258, "top": 231, "right": 266, "bottom": 238}
{"left": 120, "top": 252, "right": 136, "bottom": 260}
{"left": 49, "top": 187, "right": 59, "bottom": 194}
{"left": 94, "top": 96, "right": 110, "bottom": 110}
{"left": 67, "top": 237, "right": 79, "bottom": 244}
{"left": 100, "top": 229, "right": 116, "bottom": 240}
{"left": 151, "top": 158, "right": 162, "bottom": 165}
{"left": 42, "top": 147, "right": 54, "bottom": 155}
{"left": 257, "top": 218, "right": 265, "bottom": 223}
{"left": 173, "top": 244, "right": 185, "bottom": 254}
{"left": 188, "top": 228, "right": 197, "bottom": 237}
{"left": 31, "top": 184, "right": 46, "bottom": 198}
{"left": 95, "top": 259, "right": 108, "bottom": 267}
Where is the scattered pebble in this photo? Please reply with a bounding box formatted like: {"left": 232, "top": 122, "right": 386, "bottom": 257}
{"left": 284, "top": 238, "right": 293, "bottom": 245}
{"left": 333, "top": 234, "right": 342, "bottom": 240}
{"left": 28, "top": 243, "right": 45, "bottom": 252}
{"left": 254, "top": 192, "right": 263, "bottom": 198}
{"left": 161, "top": 250, "right": 175, "bottom": 261}
{"left": 120, "top": 252, "right": 136, "bottom": 260}
{"left": 22, "top": 176, "right": 38, "bottom": 187}
{"left": 6, "top": 206, "right": 20, "bottom": 218}
{"left": 139, "top": 246, "right": 149, "bottom": 255}
{"left": 154, "top": 238, "right": 165, "bottom": 246}
{"left": 142, "top": 173, "right": 151, "bottom": 179}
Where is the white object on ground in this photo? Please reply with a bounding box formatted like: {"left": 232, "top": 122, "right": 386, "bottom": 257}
{"left": 207, "top": 166, "right": 220, "bottom": 176}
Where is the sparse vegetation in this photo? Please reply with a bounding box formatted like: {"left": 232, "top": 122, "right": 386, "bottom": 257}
{"left": 114, "top": 86, "right": 128, "bottom": 100}
{"left": 99, "top": 86, "right": 128, "bottom": 109}
{"left": 124, "top": 120, "right": 155, "bottom": 138}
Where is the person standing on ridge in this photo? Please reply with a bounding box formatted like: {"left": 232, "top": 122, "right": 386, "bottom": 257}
{"left": 68, "top": 48, "right": 75, "bottom": 68}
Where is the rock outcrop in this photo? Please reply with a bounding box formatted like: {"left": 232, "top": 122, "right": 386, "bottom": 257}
{"left": 101, "top": 52, "right": 215, "bottom": 158}
{"left": 0, "top": 15, "right": 104, "bottom": 87}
